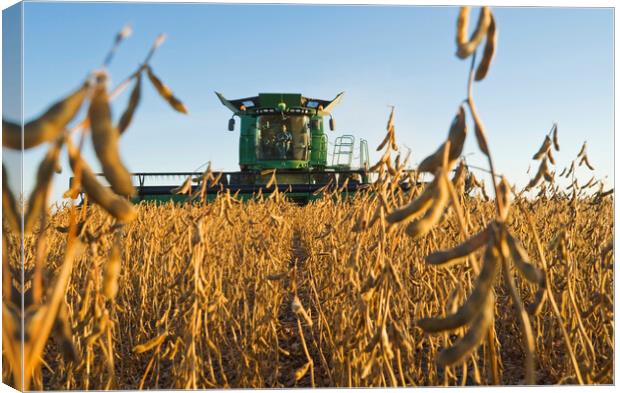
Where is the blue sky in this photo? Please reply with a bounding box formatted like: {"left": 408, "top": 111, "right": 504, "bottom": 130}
{"left": 2, "top": 2, "right": 614, "bottom": 203}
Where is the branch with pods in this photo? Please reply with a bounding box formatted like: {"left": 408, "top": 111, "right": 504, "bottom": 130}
{"left": 1, "top": 25, "right": 187, "bottom": 390}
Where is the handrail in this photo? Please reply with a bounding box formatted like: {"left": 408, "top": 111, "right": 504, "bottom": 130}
{"left": 68, "top": 168, "right": 425, "bottom": 190}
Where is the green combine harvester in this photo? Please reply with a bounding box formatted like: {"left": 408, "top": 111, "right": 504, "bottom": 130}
{"left": 125, "top": 92, "right": 376, "bottom": 203}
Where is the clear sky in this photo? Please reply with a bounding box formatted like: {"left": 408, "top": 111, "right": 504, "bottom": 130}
{"left": 2, "top": 1, "right": 614, "bottom": 203}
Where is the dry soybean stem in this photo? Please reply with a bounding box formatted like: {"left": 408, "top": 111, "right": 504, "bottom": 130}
{"left": 466, "top": 50, "right": 501, "bottom": 386}
{"left": 523, "top": 213, "right": 584, "bottom": 384}
{"left": 297, "top": 318, "right": 315, "bottom": 387}
{"left": 466, "top": 52, "right": 501, "bottom": 219}
{"left": 442, "top": 169, "right": 479, "bottom": 274}
{"left": 500, "top": 252, "right": 535, "bottom": 384}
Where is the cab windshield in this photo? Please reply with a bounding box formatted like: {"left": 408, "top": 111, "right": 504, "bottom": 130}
{"left": 257, "top": 115, "right": 309, "bottom": 160}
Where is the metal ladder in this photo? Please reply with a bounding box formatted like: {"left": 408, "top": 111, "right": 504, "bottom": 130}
{"left": 331, "top": 135, "right": 355, "bottom": 167}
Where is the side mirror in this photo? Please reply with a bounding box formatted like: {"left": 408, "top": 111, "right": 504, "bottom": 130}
{"left": 228, "top": 117, "right": 235, "bottom": 131}
{"left": 329, "top": 116, "right": 336, "bottom": 131}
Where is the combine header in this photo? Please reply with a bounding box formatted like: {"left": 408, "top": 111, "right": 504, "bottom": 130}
{"left": 126, "top": 92, "right": 374, "bottom": 203}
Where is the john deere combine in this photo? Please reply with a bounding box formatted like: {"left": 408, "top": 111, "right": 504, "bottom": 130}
{"left": 124, "top": 92, "right": 373, "bottom": 203}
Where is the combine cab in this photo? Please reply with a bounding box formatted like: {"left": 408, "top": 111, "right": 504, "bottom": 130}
{"left": 88, "top": 92, "right": 375, "bottom": 203}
